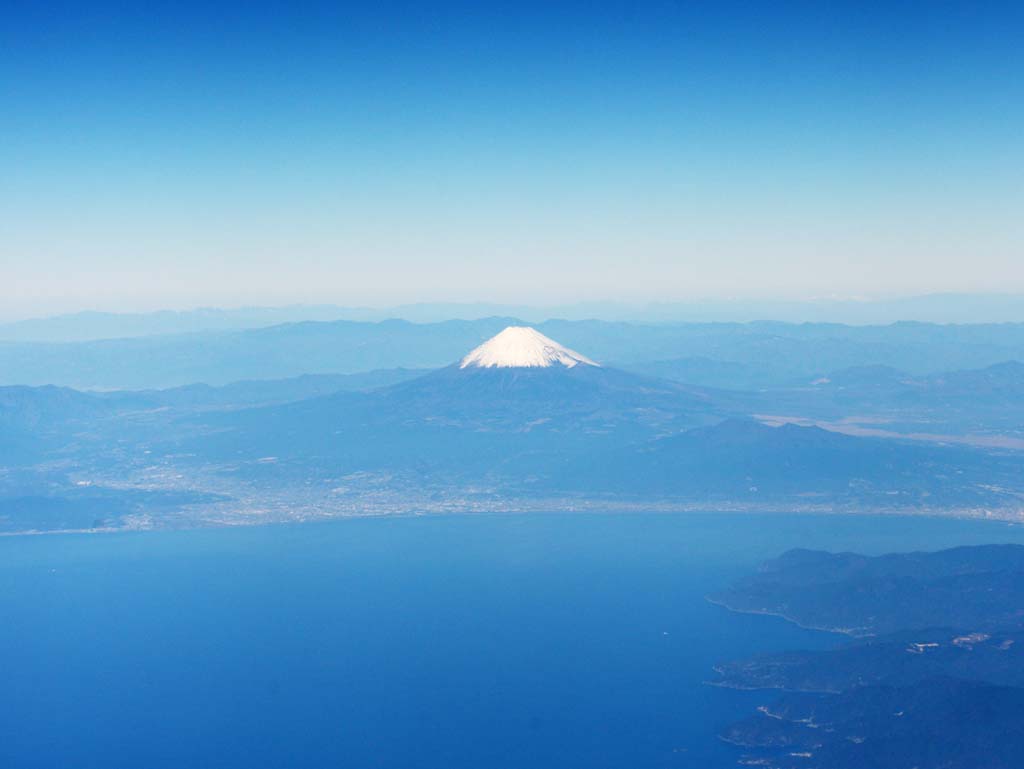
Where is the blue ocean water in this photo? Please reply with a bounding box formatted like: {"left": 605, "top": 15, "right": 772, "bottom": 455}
{"left": 2, "top": 513, "right": 1023, "bottom": 769}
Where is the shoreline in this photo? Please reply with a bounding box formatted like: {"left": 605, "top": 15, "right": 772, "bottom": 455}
{"left": 704, "top": 595, "right": 873, "bottom": 637}
{"left": 2, "top": 500, "right": 1023, "bottom": 539}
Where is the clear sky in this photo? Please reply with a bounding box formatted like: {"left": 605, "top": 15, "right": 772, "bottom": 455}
{"left": 3, "top": 0, "right": 1022, "bottom": 317}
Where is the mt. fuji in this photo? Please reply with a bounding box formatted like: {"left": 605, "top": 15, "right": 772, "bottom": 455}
{"left": 375, "top": 326, "right": 718, "bottom": 433}
{"left": 459, "top": 326, "right": 599, "bottom": 369}
{"left": 193, "top": 327, "right": 725, "bottom": 477}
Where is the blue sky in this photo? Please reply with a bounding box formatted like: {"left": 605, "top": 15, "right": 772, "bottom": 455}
{"left": 3, "top": 0, "right": 1022, "bottom": 317}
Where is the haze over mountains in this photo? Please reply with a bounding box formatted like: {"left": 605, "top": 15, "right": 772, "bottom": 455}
{"left": 5, "top": 315, "right": 1024, "bottom": 390}
{"left": 6, "top": 293, "right": 1024, "bottom": 342}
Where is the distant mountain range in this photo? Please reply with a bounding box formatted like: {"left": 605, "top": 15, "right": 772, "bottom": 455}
{"left": 4, "top": 316, "right": 1024, "bottom": 390}
{"left": 6, "top": 293, "right": 1024, "bottom": 342}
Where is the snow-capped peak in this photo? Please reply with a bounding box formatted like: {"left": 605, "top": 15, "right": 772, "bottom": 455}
{"left": 459, "top": 327, "right": 600, "bottom": 369}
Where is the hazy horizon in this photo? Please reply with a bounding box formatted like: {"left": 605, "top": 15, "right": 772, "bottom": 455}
{"left": 9, "top": 286, "right": 1024, "bottom": 325}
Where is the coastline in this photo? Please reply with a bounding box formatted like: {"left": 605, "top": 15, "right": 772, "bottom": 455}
{"left": 3, "top": 495, "right": 1024, "bottom": 539}
{"left": 704, "top": 595, "right": 873, "bottom": 637}
{"left": 2, "top": 496, "right": 1023, "bottom": 539}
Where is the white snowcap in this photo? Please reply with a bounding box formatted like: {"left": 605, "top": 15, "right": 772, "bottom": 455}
{"left": 459, "top": 326, "right": 600, "bottom": 369}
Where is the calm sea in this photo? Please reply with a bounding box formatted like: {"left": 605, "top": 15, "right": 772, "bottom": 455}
{"left": 3, "top": 513, "right": 1022, "bottom": 769}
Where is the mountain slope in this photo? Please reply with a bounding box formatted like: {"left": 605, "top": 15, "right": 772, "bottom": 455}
{"left": 556, "top": 419, "right": 1024, "bottom": 508}
{"left": 185, "top": 329, "right": 725, "bottom": 480}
